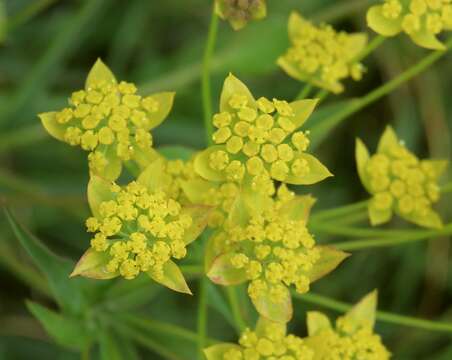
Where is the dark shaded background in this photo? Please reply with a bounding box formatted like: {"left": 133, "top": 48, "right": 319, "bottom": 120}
{"left": 0, "top": 0, "right": 452, "bottom": 359}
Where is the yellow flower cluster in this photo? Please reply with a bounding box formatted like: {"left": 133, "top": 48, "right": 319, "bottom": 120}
{"left": 86, "top": 180, "right": 192, "bottom": 280}
{"left": 366, "top": 143, "right": 440, "bottom": 219}
{"left": 209, "top": 96, "right": 311, "bottom": 187}
{"left": 224, "top": 188, "right": 320, "bottom": 303}
{"left": 316, "top": 317, "right": 390, "bottom": 359}
{"left": 224, "top": 323, "right": 313, "bottom": 360}
{"left": 278, "top": 12, "right": 367, "bottom": 94}
{"left": 56, "top": 79, "right": 158, "bottom": 173}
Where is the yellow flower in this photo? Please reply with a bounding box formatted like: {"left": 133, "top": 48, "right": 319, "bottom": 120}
{"left": 39, "top": 59, "right": 174, "bottom": 180}
{"left": 70, "top": 161, "right": 211, "bottom": 293}
{"left": 215, "top": 0, "right": 267, "bottom": 30}
{"left": 367, "top": 0, "right": 452, "bottom": 50}
{"left": 195, "top": 74, "right": 332, "bottom": 194}
{"left": 204, "top": 317, "right": 314, "bottom": 360}
{"left": 356, "top": 126, "right": 447, "bottom": 229}
{"left": 305, "top": 291, "right": 391, "bottom": 359}
{"left": 278, "top": 12, "right": 368, "bottom": 94}
{"left": 206, "top": 187, "right": 349, "bottom": 323}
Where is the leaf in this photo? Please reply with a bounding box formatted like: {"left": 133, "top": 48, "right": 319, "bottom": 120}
{"left": 410, "top": 30, "right": 445, "bottom": 51}
{"left": 286, "top": 153, "right": 333, "bottom": 185}
{"left": 70, "top": 248, "right": 118, "bottom": 279}
{"left": 400, "top": 208, "right": 443, "bottom": 230}
{"left": 181, "top": 205, "right": 212, "bottom": 244}
{"left": 85, "top": 58, "right": 117, "bottom": 89}
{"left": 207, "top": 253, "right": 248, "bottom": 286}
{"left": 99, "top": 329, "right": 139, "bottom": 360}
{"left": 290, "top": 99, "right": 318, "bottom": 129}
{"left": 131, "top": 144, "right": 160, "bottom": 171}
{"left": 377, "top": 126, "right": 399, "bottom": 153}
{"left": 87, "top": 176, "right": 116, "bottom": 218}
{"left": 251, "top": 284, "right": 293, "bottom": 323}
{"left": 204, "top": 344, "right": 242, "bottom": 360}
{"left": 146, "top": 92, "right": 176, "bottom": 130}
{"left": 276, "top": 56, "right": 306, "bottom": 83}
{"left": 100, "top": 145, "right": 122, "bottom": 181}
{"left": 228, "top": 195, "right": 252, "bottom": 228}
{"left": 345, "top": 290, "right": 377, "bottom": 329}
{"left": 306, "top": 246, "right": 350, "bottom": 283}
{"left": 180, "top": 178, "right": 213, "bottom": 204}
{"left": 148, "top": 260, "right": 192, "bottom": 295}
{"left": 368, "top": 201, "right": 392, "bottom": 226}
{"left": 137, "top": 157, "right": 169, "bottom": 193}
{"left": 158, "top": 145, "right": 195, "bottom": 161}
{"left": 220, "top": 74, "right": 256, "bottom": 113}
{"left": 280, "top": 195, "right": 316, "bottom": 222}
{"left": 38, "top": 112, "right": 68, "bottom": 141}
{"left": 306, "top": 311, "right": 332, "bottom": 336}
{"left": 5, "top": 209, "right": 85, "bottom": 314}
{"left": 26, "top": 301, "right": 92, "bottom": 350}
{"left": 367, "top": 6, "right": 402, "bottom": 37}
{"left": 206, "top": 282, "right": 236, "bottom": 328}
{"left": 355, "top": 138, "right": 371, "bottom": 192}
{"left": 194, "top": 146, "right": 227, "bottom": 182}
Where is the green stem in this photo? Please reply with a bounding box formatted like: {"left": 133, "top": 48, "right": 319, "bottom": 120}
{"left": 202, "top": 4, "right": 219, "bottom": 145}
{"left": 354, "top": 35, "right": 386, "bottom": 62}
{"left": 80, "top": 346, "right": 90, "bottom": 360}
{"left": 314, "top": 89, "right": 329, "bottom": 103}
{"left": 310, "top": 36, "right": 452, "bottom": 143}
{"left": 296, "top": 84, "right": 313, "bottom": 100}
{"left": 311, "top": 200, "right": 368, "bottom": 222}
{"left": 294, "top": 292, "right": 452, "bottom": 334}
{"left": 334, "top": 223, "right": 452, "bottom": 251}
{"left": 225, "top": 287, "right": 247, "bottom": 334}
{"left": 442, "top": 181, "right": 452, "bottom": 193}
{"left": 197, "top": 278, "right": 208, "bottom": 360}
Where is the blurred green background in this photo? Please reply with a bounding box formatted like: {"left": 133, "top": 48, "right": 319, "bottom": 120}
{"left": 1, "top": 0, "right": 452, "bottom": 359}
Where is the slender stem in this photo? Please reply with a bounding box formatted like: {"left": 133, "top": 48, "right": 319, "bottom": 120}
{"left": 202, "top": 4, "right": 219, "bottom": 145}
{"left": 197, "top": 278, "right": 208, "bottom": 359}
{"left": 354, "top": 35, "right": 386, "bottom": 62}
{"left": 334, "top": 223, "right": 452, "bottom": 251}
{"left": 310, "top": 36, "right": 452, "bottom": 143}
{"left": 296, "top": 84, "right": 313, "bottom": 100}
{"left": 294, "top": 292, "right": 452, "bottom": 334}
{"left": 314, "top": 89, "right": 329, "bottom": 103}
{"left": 225, "top": 287, "right": 247, "bottom": 334}
{"left": 311, "top": 200, "right": 369, "bottom": 222}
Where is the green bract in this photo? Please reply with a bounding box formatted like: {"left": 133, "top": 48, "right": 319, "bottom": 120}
{"left": 215, "top": 0, "right": 267, "bottom": 30}
{"left": 367, "top": 0, "right": 452, "bottom": 50}
{"left": 356, "top": 126, "right": 448, "bottom": 229}
{"left": 39, "top": 59, "right": 174, "bottom": 180}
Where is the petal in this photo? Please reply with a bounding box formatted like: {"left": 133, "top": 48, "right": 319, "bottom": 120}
{"left": 220, "top": 74, "right": 256, "bottom": 113}
{"left": 137, "top": 157, "right": 169, "bottom": 193}
{"left": 148, "top": 260, "right": 192, "bottom": 295}
{"left": 70, "top": 248, "right": 118, "bottom": 279}
{"left": 181, "top": 205, "right": 212, "bottom": 245}
{"left": 204, "top": 344, "right": 242, "bottom": 360}
{"left": 286, "top": 153, "right": 333, "bottom": 185}
{"left": 207, "top": 253, "right": 248, "bottom": 286}
{"left": 194, "top": 146, "right": 227, "bottom": 182}
{"left": 290, "top": 99, "right": 319, "bottom": 129}
{"left": 100, "top": 146, "right": 122, "bottom": 181}
{"left": 367, "top": 6, "right": 402, "bottom": 37}
{"left": 377, "top": 126, "right": 399, "bottom": 153}
{"left": 277, "top": 56, "right": 307, "bottom": 83}
{"left": 255, "top": 316, "right": 287, "bottom": 337}
{"left": 180, "top": 178, "right": 214, "bottom": 204}
{"left": 400, "top": 208, "right": 443, "bottom": 229}
{"left": 279, "top": 195, "right": 316, "bottom": 222}
{"left": 145, "top": 92, "right": 176, "bottom": 130}
{"left": 410, "top": 30, "right": 445, "bottom": 51}
{"left": 252, "top": 284, "right": 293, "bottom": 323}
{"left": 345, "top": 290, "right": 377, "bottom": 329}
{"left": 305, "top": 246, "right": 350, "bottom": 283}
{"left": 288, "top": 11, "right": 305, "bottom": 41}
{"left": 87, "top": 176, "right": 116, "bottom": 218}
{"left": 85, "top": 58, "right": 117, "bottom": 89}
{"left": 131, "top": 142, "right": 160, "bottom": 171}
{"left": 355, "top": 138, "right": 371, "bottom": 192}
{"left": 346, "top": 33, "right": 369, "bottom": 60}
{"left": 368, "top": 201, "right": 392, "bottom": 226}
{"left": 307, "top": 311, "right": 332, "bottom": 336}
{"left": 38, "top": 112, "right": 69, "bottom": 141}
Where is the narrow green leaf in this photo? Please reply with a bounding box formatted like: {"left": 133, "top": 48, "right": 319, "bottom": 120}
{"left": 99, "top": 329, "right": 139, "bottom": 360}
{"left": 26, "top": 301, "right": 91, "bottom": 351}
{"left": 306, "top": 246, "right": 350, "bottom": 283}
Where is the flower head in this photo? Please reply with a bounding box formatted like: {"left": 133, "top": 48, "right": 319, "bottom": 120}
{"left": 305, "top": 291, "right": 391, "bottom": 359}
{"left": 215, "top": 0, "right": 267, "bottom": 30}
{"left": 207, "top": 186, "right": 349, "bottom": 322}
{"left": 70, "top": 161, "right": 210, "bottom": 293}
{"left": 356, "top": 126, "right": 447, "bottom": 229}
{"left": 204, "top": 317, "right": 313, "bottom": 360}
{"left": 195, "top": 74, "right": 332, "bottom": 193}
{"left": 39, "top": 59, "right": 174, "bottom": 180}
{"left": 278, "top": 12, "right": 368, "bottom": 94}
{"left": 367, "top": 0, "right": 452, "bottom": 50}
